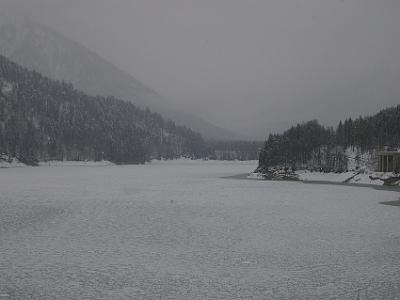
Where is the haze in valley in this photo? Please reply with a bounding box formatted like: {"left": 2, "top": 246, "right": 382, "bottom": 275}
{"left": 1, "top": 0, "right": 400, "bottom": 139}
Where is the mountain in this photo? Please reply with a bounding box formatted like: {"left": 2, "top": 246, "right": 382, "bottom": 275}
{"left": 163, "top": 109, "right": 243, "bottom": 140}
{"left": 0, "top": 18, "right": 240, "bottom": 140}
{"left": 0, "top": 55, "right": 207, "bottom": 165}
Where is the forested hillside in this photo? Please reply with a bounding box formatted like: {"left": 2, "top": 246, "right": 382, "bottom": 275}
{"left": 258, "top": 106, "right": 400, "bottom": 172}
{"left": 0, "top": 55, "right": 207, "bottom": 165}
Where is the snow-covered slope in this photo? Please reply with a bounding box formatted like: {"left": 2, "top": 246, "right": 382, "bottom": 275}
{"left": 0, "top": 18, "right": 160, "bottom": 109}
{"left": 0, "top": 18, "right": 240, "bottom": 140}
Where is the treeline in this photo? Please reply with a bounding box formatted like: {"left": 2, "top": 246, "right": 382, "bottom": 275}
{"left": 258, "top": 105, "right": 400, "bottom": 171}
{"left": 207, "top": 140, "right": 263, "bottom": 161}
{"left": 0, "top": 55, "right": 207, "bottom": 165}
{"left": 336, "top": 107, "right": 400, "bottom": 149}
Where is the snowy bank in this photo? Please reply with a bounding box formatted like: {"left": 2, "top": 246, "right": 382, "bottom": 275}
{"left": 0, "top": 156, "right": 27, "bottom": 168}
{"left": 296, "top": 170, "right": 386, "bottom": 186}
{"left": 0, "top": 156, "right": 257, "bottom": 169}
{"left": 0, "top": 155, "right": 115, "bottom": 168}
{"left": 38, "top": 160, "right": 115, "bottom": 167}
{"left": 149, "top": 158, "right": 258, "bottom": 166}
{"left": 248, "top": 169, "right": 400, "bottom": 187}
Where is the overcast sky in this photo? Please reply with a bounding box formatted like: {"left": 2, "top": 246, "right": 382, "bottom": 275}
{"left": 1, "top": 0, "right": 400, "bottom": 138}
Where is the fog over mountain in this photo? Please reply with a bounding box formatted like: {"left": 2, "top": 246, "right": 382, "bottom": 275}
{"left": 1, "top": 0, "right": 400, "bottom": 139}
{"left": 0, "top": 19, "right": 240, "bottom": 140}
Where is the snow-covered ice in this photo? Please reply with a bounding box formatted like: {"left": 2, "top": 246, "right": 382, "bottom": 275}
{"left": 1, "top": 160, "right": 400, "bottom": 299}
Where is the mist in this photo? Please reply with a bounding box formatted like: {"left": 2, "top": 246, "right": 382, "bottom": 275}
{"left": 1, "top": 0, "right": 400, "bottom": 139}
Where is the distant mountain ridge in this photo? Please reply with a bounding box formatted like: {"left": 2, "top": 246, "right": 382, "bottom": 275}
{"left": 0, "top": 18, "right": 240, "bottom": 140}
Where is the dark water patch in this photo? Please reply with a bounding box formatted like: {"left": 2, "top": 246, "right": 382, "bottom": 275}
{"left": 380, "top": 199, "right": 400, "bottom": 207}
{"left": 221, "top": 173, "right": 253, "bottom": 180}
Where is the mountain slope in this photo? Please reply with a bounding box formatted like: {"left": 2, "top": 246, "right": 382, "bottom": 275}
{"left": 0, "top": 55, "right": 207, "bottom": 164}
{"left": 0, "top": 18, "right": 240, "bottom": 140}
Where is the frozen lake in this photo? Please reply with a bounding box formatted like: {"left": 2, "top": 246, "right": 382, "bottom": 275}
{"left": 1, "top": 160, "right": 400, "bottom": 299}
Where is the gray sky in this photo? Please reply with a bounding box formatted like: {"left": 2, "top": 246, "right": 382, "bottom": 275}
{"left": 1, "top": 0, "right": 400, "bottom": 138}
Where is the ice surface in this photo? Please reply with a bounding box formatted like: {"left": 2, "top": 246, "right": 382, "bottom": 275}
{"left": 0, "top": 160, "right": 400, "bottom": 299}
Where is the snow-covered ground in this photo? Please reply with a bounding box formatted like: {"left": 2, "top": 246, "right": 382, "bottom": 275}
{"left": 0, "top": 156, "right": 27, "bottom": 168}
{"left": 38, "top": 160, "right": 115, "bottom": 167}
{"left": 0, "top": 157, "right": 257, "bottom": 168}
{"left": 0, "top": 156, "right": 116, "bottom": 168}
{"left": 249, "top": 169, "right": 399, "bottom": 186}
{"left": 296, "top": 170, "right": 387, "bottom": 185}
{"left": 1, "top": 160, "right": 400, "bottom": 299}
